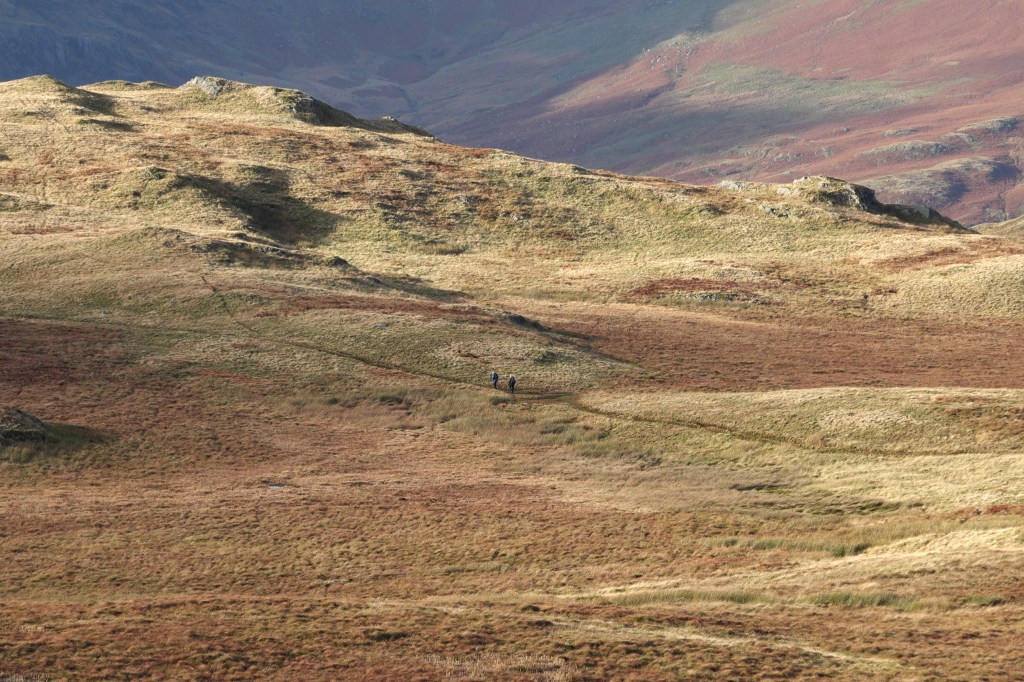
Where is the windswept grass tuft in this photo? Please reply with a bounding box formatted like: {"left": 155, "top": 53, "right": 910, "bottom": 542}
{"left": 604, "top": 588, "right": 769, "bottom": 607}
{"left": 808, "top": 592, "right": 919, "bottom": 610}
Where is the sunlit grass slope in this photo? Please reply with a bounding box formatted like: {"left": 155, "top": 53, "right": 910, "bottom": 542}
{"left": 2, "top": 76, "right": 1024, "bottom": 681}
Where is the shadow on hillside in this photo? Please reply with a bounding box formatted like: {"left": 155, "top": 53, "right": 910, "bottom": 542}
{"left": 78, "top": 117, "right": 138, "bottom": 132}
{"left": 365, "top": 273, "right": 469, "bottom": 303}
{"left": 185, "top": 165, "right": 340, "bottom": 247}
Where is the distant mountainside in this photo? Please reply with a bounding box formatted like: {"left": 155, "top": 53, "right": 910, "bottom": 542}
{"left": 3, "top": 0, "right": 1024, "bottom": 224}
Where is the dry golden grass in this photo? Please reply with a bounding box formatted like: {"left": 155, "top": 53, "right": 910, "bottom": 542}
{"left": 1, "top": 76, "right": 1023, "bottom": 680}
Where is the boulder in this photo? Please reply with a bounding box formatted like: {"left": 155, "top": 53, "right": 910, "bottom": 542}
{"left": 0, "top": 408, "right": 48, "bottom": 445}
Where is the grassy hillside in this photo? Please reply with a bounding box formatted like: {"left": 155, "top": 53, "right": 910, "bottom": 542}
{"left": 2, "top": 76, "right": 1024, "bottom": 680}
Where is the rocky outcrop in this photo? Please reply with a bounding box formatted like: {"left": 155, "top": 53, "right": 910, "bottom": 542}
{"left": 859, "top": 140, "right": 958, "bottom": 163}
{"left": 180, "top": 77, "right": 431, "bottom": 135}
{"left": 779, "top": 176, "right": 883, "bottom": 212}
{"left": 782, "top": 176, "right": 969, "bottom": 231}
{"left": 0, "top": 408, "right": 48, "bottom": 445}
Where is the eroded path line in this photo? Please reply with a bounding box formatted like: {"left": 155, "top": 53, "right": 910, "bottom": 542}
{"left": 552, "top": 618, "right": 908, "bottom": 674}
{"left": 559, "top": 394, "right": 895, "bottom": 456}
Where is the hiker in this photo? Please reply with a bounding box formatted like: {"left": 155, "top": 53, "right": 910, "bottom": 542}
{"left": 490, "top": 370, "right": 499, "bottom": 389}
{"left": 507, "top": 374, "right": 517, "bottom": 394}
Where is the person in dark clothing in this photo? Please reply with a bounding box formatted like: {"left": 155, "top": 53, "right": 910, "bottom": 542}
{"left": 507, "top": 374, "right": 517, "bottom": 394}
{"left": 490, "top": 371, "right": 499, "bottom": 389}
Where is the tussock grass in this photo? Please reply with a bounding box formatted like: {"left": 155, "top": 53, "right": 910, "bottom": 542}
{"left": 605, "top": 588, "right": 768, "bottom": 607}
{"left": 724, "top": 536, "right": 870, "bottom": 557}
{"left": 808, "top": 591, "right": 919, "bottom": 610}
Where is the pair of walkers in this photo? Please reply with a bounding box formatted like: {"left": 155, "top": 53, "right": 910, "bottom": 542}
{"left": 490, "top": 371, "right": 517, "bottom": 393}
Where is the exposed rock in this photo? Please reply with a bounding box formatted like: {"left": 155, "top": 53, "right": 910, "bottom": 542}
{"left": 784, "top": 176, "right": 881, "bottom": 212}
{"left": 860, "top": 140, "right": 957, "bottom": 161}
{"left": 0, "top": 408, "right": 48, "bottom": 445}
{"left": 784, "top": 176, "right": 968, "bottom": 231}
{"left": 942, "top": 132, "right": 977, "bottom": 146}
{"left": 717, "top": 180, "right": 764, "bottom": 192}
{"left": 371, "top": 115, "right": 433, "bottom": 137}
{"left": 500, "top": 312, "right": 544, "bottom": 330}
{"left": 183, "top": 75, "right": 236, "bottom": 98}
{"left": 883, "top": 127, "right": 922, "bottom": 138}
{"left": 182, "top": 76, "right": 362, "bottom": 126}
{"left": 180, "top": 77, "right": 432, "bottom": 136}
{"left": 958, "top": 117, "right": 1021, "bottom": 135}
{"left": 761, "top": 204, "right": 790, "bottom": 218}
{"left": 885, "top": 204, "right": 942, "bottom": 223}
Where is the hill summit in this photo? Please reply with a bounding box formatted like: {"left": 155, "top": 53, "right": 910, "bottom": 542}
{"left": 180, "top": 76, "right": 431, "bottom": 135}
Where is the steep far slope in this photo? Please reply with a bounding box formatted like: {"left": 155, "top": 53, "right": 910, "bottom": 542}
{"left": 0, "top": 0, "right": 724, "bottom": 113}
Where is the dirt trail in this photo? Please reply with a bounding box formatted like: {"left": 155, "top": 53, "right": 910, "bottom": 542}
{"left": 560, "top": 395, "right": 902, "bottom": 456}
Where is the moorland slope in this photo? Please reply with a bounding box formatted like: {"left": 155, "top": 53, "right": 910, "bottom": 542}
{"left": 2, "top": 76, "right": 1024, "bottom": 680}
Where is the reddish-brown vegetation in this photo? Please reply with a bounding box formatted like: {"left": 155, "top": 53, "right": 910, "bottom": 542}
{"left": 535, "top": 305, "right": 1024, "bottom": 391}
